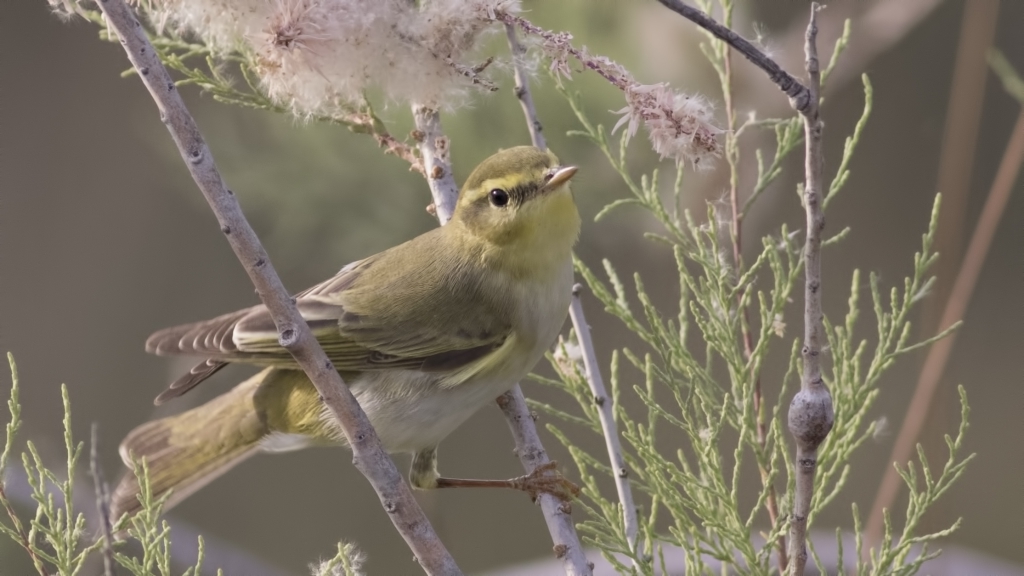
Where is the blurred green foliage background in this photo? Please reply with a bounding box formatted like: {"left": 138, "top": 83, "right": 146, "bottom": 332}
{"left": 2, "top": 0, "right": 1022, "bottom": 573}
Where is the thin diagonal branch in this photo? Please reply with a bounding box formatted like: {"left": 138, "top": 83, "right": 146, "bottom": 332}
{"left": 654, "top": 0, "right": 813, "bottom": 112}
{"left": 786, "top": 6, "right": 834, "bottom": 576}
{"left": 413, "top": 105, "right": 460, "bottom": 223}
{"left": 497, "top": 388, "right": 593, "bottom": 576}
{"left": 867, "top": 106, "right": 1024, "bottom": 550}
{"left": 505, "top": 24, "right": 546, "bottom": 151}
{"left": 415, "top": 80, "right": 591, "bottom": 575}
{"left": 924, "top": 0, "right": 1000, "bottom": 327}
{"left": 865, "top": 2, "right": 1003, "bottom": 550}
{"left": 93, "top": 1, "right": 459, "bottom": 573}
{"left": 568, "top": 285, "right": 638, "bottom": 559}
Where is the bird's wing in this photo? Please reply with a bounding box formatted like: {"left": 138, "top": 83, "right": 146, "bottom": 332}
{"left": 148, "top": 250, "right": 513, "bottom": 402}
{"left": 145, "top": 257, "right": 377, "bottom": 362}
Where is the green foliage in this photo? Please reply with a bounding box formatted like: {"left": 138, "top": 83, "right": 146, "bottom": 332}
{"left": 310, "top": 542, "right": 367, "bottom": 576}
{"left": 0, "top": 354, "right": 361, "bottom": 576}
{"left": 113, "top": 456, "right": 213, "bottom": 576}
{"left": 530, "top": 7, "right": 973, "bottom": 575}
{"left": 843, "top": 387, "right": 974, "bottom": 576}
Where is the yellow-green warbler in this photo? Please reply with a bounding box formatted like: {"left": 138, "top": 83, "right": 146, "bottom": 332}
{"left": 111, "top": 146, "right": 581, "bottom": 518}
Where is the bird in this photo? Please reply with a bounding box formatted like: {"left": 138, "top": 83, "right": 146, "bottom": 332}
{"left": 111, "top": 146, "right": 582, "bottom": 520}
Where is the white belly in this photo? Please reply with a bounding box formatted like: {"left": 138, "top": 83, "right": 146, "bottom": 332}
{"left": 345, "top": 262, "right": 573, "bottom": 453}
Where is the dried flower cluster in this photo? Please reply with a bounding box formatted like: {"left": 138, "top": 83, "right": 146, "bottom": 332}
{"left": 615, "top": 84, "right": 721, "bottom": 167}
{"left": 139, "top": 0, "right": 518, "bottom": 116}
{"left": 496, "top": 10, "right": 722, "bottom": 167}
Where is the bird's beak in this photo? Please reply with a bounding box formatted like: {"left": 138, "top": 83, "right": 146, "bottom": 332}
{"left": 542, "top": 165, "right": 578, "bottom": 193}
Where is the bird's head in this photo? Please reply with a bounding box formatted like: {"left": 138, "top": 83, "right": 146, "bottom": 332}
{"left": 452, "top": 146, "right": 581, "bottom": 267}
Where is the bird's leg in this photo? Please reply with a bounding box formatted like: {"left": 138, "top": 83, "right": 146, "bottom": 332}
{"left": 409, "top": 447, "right": 441, "bottom": 489}
{"left": 408, "top": 448, "right": 579, "bottom": 502}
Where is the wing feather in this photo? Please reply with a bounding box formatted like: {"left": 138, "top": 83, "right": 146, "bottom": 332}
{"left": 148, "top": 244, "right": 513, "bottom": 401}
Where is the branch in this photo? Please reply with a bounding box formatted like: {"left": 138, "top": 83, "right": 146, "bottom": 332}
{"left": 412, "top": 75, "right": 592, "bottom": 576}
{"left": 497, "top": 388, "right": 593, "bottom": 576}
{"left": 568, "top": 285, "right": 639, "bottom": 559}
{"left": 500, "top": 26, "right": 592, "bottom": 571}
{"left": 655, "top": 3, "right": 833, "bottom": 574}
{"left": 654, "top": 0, "right": 813, "bottom": 112}
{"left": 504, "top": 24, "right": 547, "bottom": 150}
{"left": 412, "top": 105, "right": 460, "bottom": 222}
{"left": 92, "top": 2, "right": 460, "bottom": 573}
{"left": 785, "top": 6, "right": 834, "bottom": 576}
{"left": 343, "top": 107, "right": 425, "bottom": 177}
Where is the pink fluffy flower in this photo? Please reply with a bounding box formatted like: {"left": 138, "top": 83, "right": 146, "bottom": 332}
{"left": 615, "top": 83, "right": 722, "bottom": 167}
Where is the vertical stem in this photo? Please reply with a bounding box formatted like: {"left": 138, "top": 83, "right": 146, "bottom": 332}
{"left": 568, "top": 285, "right": 639, "bottom": 559}
{"left": 787, "top": 5, "right": 834, "bottom": 576}
{"left": 717, "top": 5, "right": 787, "bottom": 569}
{"left": 505, "top": 24, "right": 547, "bottom": 151}
{"left": 412, "top": 105, "right": 460, "bottom": 223}
{"left": 413, "top": 78, "right": 591, "bottom": 576}
{"left": 499, "top": 33, "right": 593, "bottom": 573}
{"left": 497, "top": 389, "right": 593, "bottom": 576}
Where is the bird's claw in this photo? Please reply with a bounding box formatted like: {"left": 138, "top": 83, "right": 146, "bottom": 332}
{"left": 510, "top": 461, "right": 581, "bottom": 503}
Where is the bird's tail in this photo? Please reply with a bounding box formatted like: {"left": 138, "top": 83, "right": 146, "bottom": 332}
{"left": 111, "top": 370, "right": 269, "bottom": 521}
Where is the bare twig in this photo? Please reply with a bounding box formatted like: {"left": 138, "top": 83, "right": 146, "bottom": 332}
{"left": 89, "top": 424, "right": 115, "bottom": 576}
{"left": 412, "top": 105, "right": 460, "bottom": 222}
{"left": 504, "top": 24, "right": 546, "bottom": 151}
{"left": 866, "top": 107, "right": 1024, "bottom": 549}
{"left": 93, "top": 2, "right": 459, "bottom": 573}
{"left": 568, "top": 285, "right": 638, "bottom": 559}
{"left": 498, "top": 27, "right": 592, "bottom": 574}
{"left": 653, "top": 0, "right": 813, "bottom": 112}
{"left": 342, "top": 108, "right": 425, "bottom": 177}
{"left": 785, "top": 7, "right": 834, "bottom": 576}
{"left": 497, "top": 388, "right": 593, "bottom": 576}
{"left": 656, "top": 3, "right": 833, "bottom": 574}
{"left": 414, "top": 90, "right": 591, "bottom": 576}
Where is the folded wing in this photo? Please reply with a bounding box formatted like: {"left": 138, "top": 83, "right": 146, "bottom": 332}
{"left": 147, "top": 251, "right": 512, "bottom": 403}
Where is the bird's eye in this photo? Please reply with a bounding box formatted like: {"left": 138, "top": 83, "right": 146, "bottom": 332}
{"left": 489, "top": 188, "right": 510, "bottom": 207}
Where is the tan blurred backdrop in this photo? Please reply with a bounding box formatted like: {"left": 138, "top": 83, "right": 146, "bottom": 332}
{"left": 2, "top": 0, "right": 1022, "bottom": 573}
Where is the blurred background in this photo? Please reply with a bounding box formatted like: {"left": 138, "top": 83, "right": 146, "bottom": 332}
{"left": 2, "top": 0, "right": 1022, "bottom": 573}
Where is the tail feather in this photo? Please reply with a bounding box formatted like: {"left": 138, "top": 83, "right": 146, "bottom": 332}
{"left": 153, "top": 359, "right": 228, "bottom": 406}
{"left": 111, "top": 371, "right": 268, "bottom": 521}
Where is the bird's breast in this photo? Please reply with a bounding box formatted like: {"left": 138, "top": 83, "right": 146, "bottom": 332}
{"left": 340, "top": 257, "right": 574, "bottom": 453}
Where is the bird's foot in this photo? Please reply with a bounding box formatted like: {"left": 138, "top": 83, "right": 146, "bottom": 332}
{"left": 509, "top": 461, "right": 580, "bottom": 503}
